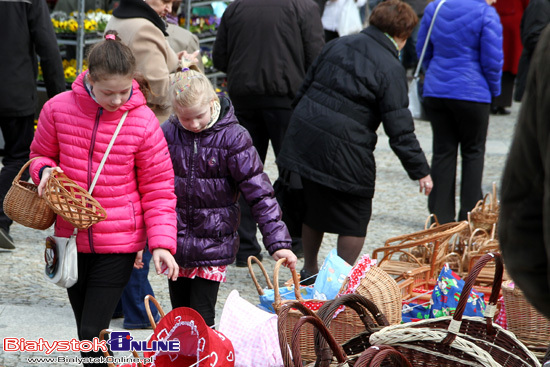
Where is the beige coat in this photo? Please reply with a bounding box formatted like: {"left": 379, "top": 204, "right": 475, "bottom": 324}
{"left": 106, "top": 17, "right": 178, "bottom": 123}
{"left": 166, "top": 23, "right": 204, "bottom": 72}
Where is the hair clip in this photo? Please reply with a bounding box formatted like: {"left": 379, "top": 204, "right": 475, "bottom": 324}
{"left": 105, "top": 34, "right": 116, "bottom": 40}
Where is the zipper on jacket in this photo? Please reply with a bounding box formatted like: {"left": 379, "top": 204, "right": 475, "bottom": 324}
{"left": 87, "top": 107, "right": 103, "bottom": 253}
{"left": 184, "top": 135, "right": 199, "bottom": 267}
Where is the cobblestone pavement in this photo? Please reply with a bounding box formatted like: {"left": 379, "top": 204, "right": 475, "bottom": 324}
{"left": 0, "top": 102, "right": 519, "bottom": 366}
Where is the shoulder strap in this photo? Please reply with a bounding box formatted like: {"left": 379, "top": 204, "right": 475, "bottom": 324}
{"left": 414, "top": 0, "right": 447, "bottom": 78}
{"left": 88, "top": 110, "right": 129, "bottom": 195}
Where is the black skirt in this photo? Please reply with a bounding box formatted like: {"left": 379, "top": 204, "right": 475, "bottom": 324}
{"left": 302, "top": 178, "right": 372, "bottom": 237}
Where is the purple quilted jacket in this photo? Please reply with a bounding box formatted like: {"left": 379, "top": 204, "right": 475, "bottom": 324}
{"left": 162, "top": 97, "right": 291, "bottom": 267}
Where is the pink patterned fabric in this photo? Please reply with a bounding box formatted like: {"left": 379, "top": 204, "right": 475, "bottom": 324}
{"left": 340, "top": 254, "right": 377, "bottom": 294}
{"left": 219, "top": 290, "right": 283, "bottom": 367}
{"left": 495, "top": 295, "right": 507, "bottom": 329}
{"left": 179, "top": 265, "right": 227, "bottom": 282}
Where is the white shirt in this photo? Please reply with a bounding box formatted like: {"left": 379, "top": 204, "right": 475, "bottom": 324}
{"left": 321, "top": 0, "right": 367, "bottom": 32}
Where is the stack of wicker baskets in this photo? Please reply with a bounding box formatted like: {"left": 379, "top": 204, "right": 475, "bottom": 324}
{"left": 469, "top": 182, "right": 499, "bottom": 238}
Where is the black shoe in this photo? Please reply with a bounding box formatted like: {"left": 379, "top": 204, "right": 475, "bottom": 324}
{"left": 300, "top": 269, "right": 317, "bottom": 286}
{"left": 236, "top": 253, "right": 263, "bottom": 267}
{"left": 0, "top": 228, "right": 15, "bottom": 250}
{"left": 491, "top": 106, "right": 511, "bottom": 115}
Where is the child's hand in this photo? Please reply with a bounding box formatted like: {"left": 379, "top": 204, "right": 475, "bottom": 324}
{"left": 178, "top": 50, "right": 200, "bottom": 64}
{"left": 152, "top": 248, "right": 179, "bottom": 281}
{"left": 37, "top": 166, "right": 63, "bottom": 197}
{"left": 134, "top": 250, "right": 144, "bottom": 269}
{"left": 272, "top": 249, "right": 298, "bottom": 271}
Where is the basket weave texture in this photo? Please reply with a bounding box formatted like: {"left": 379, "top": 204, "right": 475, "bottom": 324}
{"left": 369, "top": 253, "right": 541, "bottom": 367}
{"left": 469, "top": 183, "right": 499, "bottom": 236}
{"left": 269, "top": 259, "right": 396, "bottom": 364}
{"left": 501, "top": 280, "right": 550, "bottom": 351}
{"left": 43, "top": 171, "right": 106, "bottom": 229}
{"left": 3, "top": 158, "right": 55, "bottom": 230}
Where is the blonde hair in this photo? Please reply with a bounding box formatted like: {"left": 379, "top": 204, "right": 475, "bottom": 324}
{"left": 171, "top": 59, "right": 219, "bottom": 108}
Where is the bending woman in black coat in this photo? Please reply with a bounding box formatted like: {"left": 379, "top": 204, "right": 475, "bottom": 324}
{"left": 277, "top": 0, "right": 432, "bottom": 281}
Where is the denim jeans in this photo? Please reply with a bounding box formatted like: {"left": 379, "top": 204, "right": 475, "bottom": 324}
{"left": 114, "top": 248, "right": 160, "bottom": 329}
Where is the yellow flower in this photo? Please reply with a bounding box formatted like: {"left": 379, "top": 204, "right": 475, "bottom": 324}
{"left": 68, "top": 19, "right": 78, "bottom": 32}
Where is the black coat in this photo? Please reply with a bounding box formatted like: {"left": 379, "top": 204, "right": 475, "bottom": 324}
{"left": 499, "top": 25, "right": 550, "bottom": 318}
{"left": 0, "top": 0, "right": 65, "bottom": 116}
{"left": 212, "top": 0, "right": 325, "bottom": 109}
{"left": 514, "top": 0, "right": 550, "bottom": 102}
{"left": 277, "top": 26, "right": 430, "bottom": 198}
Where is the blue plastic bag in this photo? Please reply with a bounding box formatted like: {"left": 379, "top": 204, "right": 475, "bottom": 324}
{"left": 430, "top": 264, "right": 485, "bottom": 318}
{"left": 258, "top": 285, "right": 315, "bottom": 313}
{"left": 313, "top": 249, "right": 352, "bottom": 300}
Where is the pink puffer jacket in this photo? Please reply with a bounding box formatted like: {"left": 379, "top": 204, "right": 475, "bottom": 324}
{"left": 30, "top": 72, "right": 177, "bottom": 255}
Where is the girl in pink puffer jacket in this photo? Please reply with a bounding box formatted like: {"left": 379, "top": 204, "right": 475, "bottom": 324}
{"left": 30, "top": 31, "right": 178, "bottom": 366}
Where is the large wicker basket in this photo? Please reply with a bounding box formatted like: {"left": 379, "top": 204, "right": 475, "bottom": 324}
{"left": 3, "top": 158, "right": 55, "bottom": 230}
{"left": 271, "top": 259, "right": 397, "bottom": 364}
{"left": 501, "top": 280, "right": 550, "bottom": 357}
{"left": 43, "top": 171, "right": 107, "bottom": 229}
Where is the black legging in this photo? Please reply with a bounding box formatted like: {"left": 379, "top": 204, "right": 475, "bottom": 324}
{"left": 168, "top": 276, "right": 220, "bottom": 327}
{"left": 424, "top": 97, "right": 490, "bottom": 223}
{"left": 67, "top": 252, "right": 135, "bottom": 366}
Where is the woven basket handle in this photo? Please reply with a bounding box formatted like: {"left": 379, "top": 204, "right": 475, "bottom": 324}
{"left": 291, "top": 315, "right": 347, "bottom": 367}
{"left": 443, "top": 252, "right": 503, "bottom": 344}
{"left": 13, "top": 157, "right": 41, "bottom": 185}
{"left": 277, "top": 300, "right": 319, "bottom": 367}
{"left": 273, "top": 258, "right": 304, "bottom": 311}
{"left": 247, "top": 255, "right": 274, "bottom": 296}
{"left": 315, "top": 294, "right": 389, "bottom": 367}
{"left": 424, "top": 214, "right": 440, "bottom": 230}
{"left": 99, "top": 329, "right": 143, "bottom": 367}
{"left": 353, "top": 346, "right": 412, "bottom": 367}
{"left": 144, "top": 294, "right": 166, "bottom": 329}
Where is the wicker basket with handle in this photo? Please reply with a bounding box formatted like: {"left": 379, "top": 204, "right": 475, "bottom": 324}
{"left": 354, "top": 346, "right": 412, "bottom": 367}
{"left": 369, "top": 253, "right": 541, "bottom": 367}
{"left": 43, "top": 171, "right": 107, "bottom": 230}
{"left": 469, "top": 182, "right": 499, "bottom": 237}
{"left": 3, "top": 157, "right": 56, "bottom": 230}
{"left": 501, "top": 280, "right": 550, "bottom": 359}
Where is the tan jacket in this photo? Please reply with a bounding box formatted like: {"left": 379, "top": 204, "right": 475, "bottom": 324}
{"left": 106, "top": 17, "right": 178, "bottom": 123}
{"left": 166, "top": 23, "right": 204, "bottom": 72}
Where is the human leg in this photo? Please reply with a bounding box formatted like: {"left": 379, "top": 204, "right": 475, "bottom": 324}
{"left": 301, "top": 223, "right": 324, "bottom": 276}
{"left": 0, "top": 115, "right": 34, "bottom": 248}
{"left": 67, "top": 252, "right": 135, "bottom": 366}
{"left": 424, "top": 97, "right": 460, "bottom": 223}
{"left": 168, "top": 276, "right": 220, "bottom": 327}
{"left": 337, "top": 236, "right": 366, "bottom": 265}
{"left": 119, "top": 248, "right": 159, "bottom": 329}
{"left": 456, "top": 100, "right": 489, "bottom": 221}
{"left": 264, "top": 107, "right": 304, "bottom": 255}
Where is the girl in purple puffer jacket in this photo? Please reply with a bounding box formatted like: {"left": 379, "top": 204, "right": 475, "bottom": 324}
{"left": 162, "top": 59, "right": 297, "bottom": 326}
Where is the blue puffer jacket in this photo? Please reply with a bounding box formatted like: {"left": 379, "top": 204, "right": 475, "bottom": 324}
{"left": 162, "top": 97, "right": 291, "bottom": 268}
{"left": 417, "top": 0, "right": 503, "bottom": 103}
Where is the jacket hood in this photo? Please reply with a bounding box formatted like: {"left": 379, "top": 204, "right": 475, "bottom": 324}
{"left": 71, "top": 72, "right": 148, "bottom": 118}
{"left": 167, "top": 96, "right": 237, "bottom": 135}
{"left": 113, "top": 0, "right": 168, "bottom": 36}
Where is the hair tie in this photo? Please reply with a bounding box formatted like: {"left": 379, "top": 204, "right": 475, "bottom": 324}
{"left": 105, "top": 34, "right": 116, "bottom": 41}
